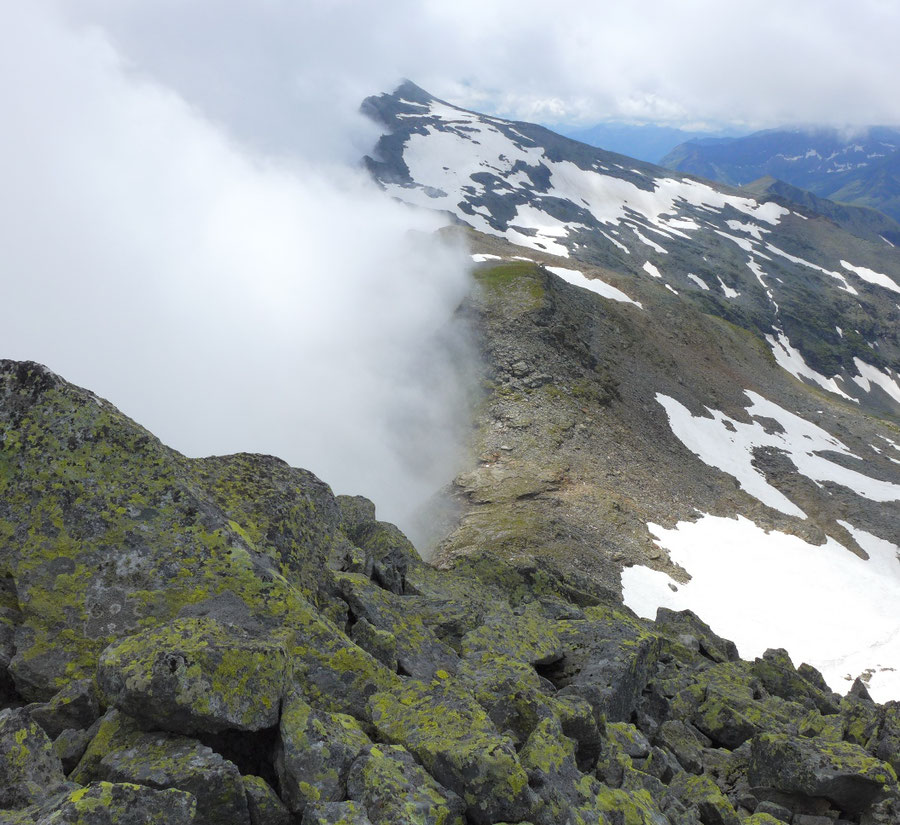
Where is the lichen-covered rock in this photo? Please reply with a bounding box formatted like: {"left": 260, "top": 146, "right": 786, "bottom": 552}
{"left": 459, "top": 605, "right": 563, "bottom": 666}
{"left": 93, "top": 730, "right": 250, "bottom": 825}
{"left": 551, "top": 694, "right": 604, "bottom": 771}
{"left": 840, "top": 692, "right": 880, "bottom": 748}
{"left": 457, "top": 652, "right": 555, "bottom": 747}
{"left": 875, "top": 704, "right": 900, "bottom": 774}
{"left": 0, "top": 707, "right": 68, "bottom": 808}
{"left": 368, "top": 677, "right": 533, "bottom": 824}
{"left": 52, "top": 726, "right": 97, "bottom": 775}
{"left": 281, "top": 600, "right": 402, "bottom": 720}
{"left": 349, "top": 618, "right": 398, "bottom": 672}
{"left": 0, "top": 574, "right": 21, "bottom": 704}
{"left": 69, "top": 709, "right": 144, "bottom": 786}
{"left": 655, "top": 609, "right": 739, "bottom": 664}
{"left": 743, "top": 815, "right": 784, "bottom": 825}
{"left": 242, "top": 774, "right": 291, "bottom": 825}
{"left": 751, "top": 649, "right": 838, "bottom": 715}
{"left": 336, "top": 573, "right": 458, "bottom": 679}
{"left": 668, "top": 772, "right": 740, "bottom": 825}
{"left": 27, "top": 781, "right": 196, "bottom": 824}
{"left": 0, "top": 361, "right": 341, "bottom": 702}
{"left": 656, "top": 720, "right": 705, "bottom": 774}
{"left": 346, "top": 744, "right": 466, "bottom": 825}
{"left": 275, "top": 692, "right": 371, "bottom": 815}
{"left": 553, "top": 605, "right": 661, "bottom": 723}
{"left": 98, "top": 617, "right": 286, "bottom": 735}
{"left": 522, "top": 716, "right": 669, "bottom": 825}
{"left": 26, "top": 679, "right": 100, "bottom": 741}
{"left": 518, "top": 716, "right": 607, "bottom": 825}
{"left": 607, "top": 722, "right": 651, "bottom": 759}
{"left": 749, "top": 732, "right": 897, "bottom": 813}
{"left": 302, "top": 801, "right": 373, "bottom": 825}
{"left": 337, "top": 497, "right": 419, "bottom": 595}
{"left": 685, "top": 662, "right": 801, "bottom": 750}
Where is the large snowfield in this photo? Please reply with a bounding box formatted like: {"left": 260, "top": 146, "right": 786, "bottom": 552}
{"left": 632, "top": 387, "right": 900, "bottom": 701}
{"left": 622, "top": 514, "right": 900, "bottom": 702}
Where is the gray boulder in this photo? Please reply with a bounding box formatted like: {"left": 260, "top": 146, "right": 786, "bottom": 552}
{"left": 346, "top": 744, "right": 466, "bottom": 825}
{"left": 0, "top": 707, "right": 68, "bottom": 808}
{"left": 94, "top": 730, "right": 250, "bottom": 825}
{"left": 27, "top": 679, "right": 100, "bottom": 740}
{"left": 98, "top": 617, "right": 287, "bottom": 735}
{"left": 749, "top": 732, "right": 897, "bottom": 813}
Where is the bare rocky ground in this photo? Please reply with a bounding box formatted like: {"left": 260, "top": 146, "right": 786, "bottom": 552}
{"left": 424, "top": 229, "right": 900, "bottom": 600}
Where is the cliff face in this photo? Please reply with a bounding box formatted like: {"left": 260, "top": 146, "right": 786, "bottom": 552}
{"left": 0, "top": 358, "right": 898, "bottom": 824}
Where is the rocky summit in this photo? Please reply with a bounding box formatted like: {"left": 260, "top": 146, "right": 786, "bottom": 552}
{"left": 1, "top": 360, "right": 899, "bottom": 823}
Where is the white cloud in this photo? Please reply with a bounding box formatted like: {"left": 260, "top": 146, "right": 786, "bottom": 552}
{"left": 0, "top": 4, "right": 474, "bottom": 539}
{"left": 53, "top": 1, "right": 900, "bottom": 137}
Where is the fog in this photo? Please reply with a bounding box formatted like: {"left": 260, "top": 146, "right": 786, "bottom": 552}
{"left": 3, "top": 0, "right": 897, "bottom": 544}
{"left": 0, "top": 5, "right": 475, "bottom": 542}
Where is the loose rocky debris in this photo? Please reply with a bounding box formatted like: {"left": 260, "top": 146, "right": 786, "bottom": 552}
{"left": 0, "top": 359, "right": 897, "bottom": 823}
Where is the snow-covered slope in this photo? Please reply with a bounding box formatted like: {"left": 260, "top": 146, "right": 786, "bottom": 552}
{"left": 364, "top": 83, "right": 900, "bottom": 419}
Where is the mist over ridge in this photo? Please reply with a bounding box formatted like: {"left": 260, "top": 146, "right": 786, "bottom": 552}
{"left": 0, "top": 4, "right": 476, "bottom": 537}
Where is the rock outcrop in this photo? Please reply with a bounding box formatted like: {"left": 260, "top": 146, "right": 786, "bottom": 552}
{"left": 0, "top": 359, "right": 898, "bottom": 823}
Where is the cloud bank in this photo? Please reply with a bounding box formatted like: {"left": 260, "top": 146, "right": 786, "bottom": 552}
{"left": 61, "top": 0, "right": 900, "bottom": 135}
{"left": 0, "top": 4, "right": 474, "bottom": 539}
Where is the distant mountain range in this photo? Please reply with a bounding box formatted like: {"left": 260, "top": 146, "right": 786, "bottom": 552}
{"left": 550, "top": 122, "right": 742, "bottom": 164}
{"left": 662, "top": 127, "right": 900, "bottom": 223}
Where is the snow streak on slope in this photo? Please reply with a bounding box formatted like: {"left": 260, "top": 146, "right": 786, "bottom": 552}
{"left": 657, "top": 390, "right": 900, "bottom": 518}
{"left": 841, "top": 260, "right": 900, "bottom": 294}
{"left": 851, "top": 358, "right": 900, "bottom": 404}
{"left": 764, "top": 332, "right": 856, "bottom": 401}
{"left": 546, "top": 266, "right": 643, "bottom": 309}
{"left": 621, "top": 514, "right": 900, "bottom": 702}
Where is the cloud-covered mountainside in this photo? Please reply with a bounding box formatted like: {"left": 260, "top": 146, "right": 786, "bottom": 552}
{"left": 363, "top": 82, "right": 900, "bottom": 701}
{"left": 661, "top": 127, "right": 900, "bottom": 225}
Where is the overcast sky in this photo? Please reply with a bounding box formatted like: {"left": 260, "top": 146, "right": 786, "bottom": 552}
{"left": 60, "top": 0, "right": 900, "bottom": 155}
{"left": 3, "top": 1, "right": 899, "bottom": 535}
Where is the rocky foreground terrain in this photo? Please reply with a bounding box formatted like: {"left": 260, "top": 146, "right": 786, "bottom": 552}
{"left": 1, "top": 359, "right": 898, "bottom": 824}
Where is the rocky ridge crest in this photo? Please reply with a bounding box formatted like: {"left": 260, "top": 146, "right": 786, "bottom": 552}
{"left": 0, "top": 359, "right": 898, "bottom": 824}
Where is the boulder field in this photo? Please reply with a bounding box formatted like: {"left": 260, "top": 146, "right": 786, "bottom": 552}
{"left": 0, "top": 359, "right": 897, "bottom": 824}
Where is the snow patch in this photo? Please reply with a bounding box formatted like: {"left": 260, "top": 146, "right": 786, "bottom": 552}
{"left": 766, "top": 244, "right": 858, "bottom": 295}
{"left": 657, "top": 390, "right": 900, "bottom": 517}
{"left": 471, "top": 253, "right": 502, "bottom": 262}
{"left": 643, "top": 261, "right": 662, "bottom": 279}
{"left": 725, "top": 219, "right": 769, "bottom": 240}
{"left": 851, "top": 358, "right": 900, "bottom": 405}
{"left": 687, "top": 273, "right": 709, "bottom": 290}
{"left": 840, "top": 260, "right": 900, "bottom": 295}
{"left": 547, "top": 266, "right": 643, "bottom": 309}
{"left": 621, "top": 514, "right": 900, "bottom": 702}
{"left": 765, "top": 332, "right": 856, "bottom": 401}
{"left": 716, "top": 275, "right": 739, "bottom": 298}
